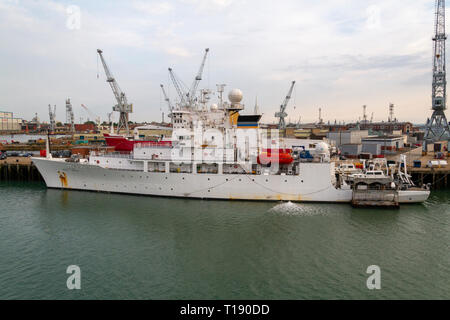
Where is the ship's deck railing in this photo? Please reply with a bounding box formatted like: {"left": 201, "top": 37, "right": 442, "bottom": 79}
{"left": 134, "top": 142, "right": 173, "bottom": 149}
{"left": 90, "top": 151, "right": 133, "bottom": 159}
{"left": 352, "top": 189, "right": 398, "bottom": 201}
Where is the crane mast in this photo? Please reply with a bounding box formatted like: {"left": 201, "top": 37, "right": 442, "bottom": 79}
{"left": 81, "top": 104, "right": 101, "bottom": 129}
{"left": 160, "top": 84, "right": 173, "bottom": 110}
{"left": 425, "top": 0, "right": 450, "bottom": 144}
{"left": 168, "top": 68, "right": 187, "bottom": 107}
{"left": 48, "top": 104, "right": 56, "bottom": 133}
{"left": 65, "top": 98, "right": 75, "bottom": 133}
{"left": 187, "top": 48, "right": 209, "bottom": 104}
{"left": 168, "top": 48, "right": 210, "bottom": 109}
{"left": 275, "top": 81, "right": 296, "bottom": 130}
{"left": 97, "top": 49, "right": 132, "bottom": 135}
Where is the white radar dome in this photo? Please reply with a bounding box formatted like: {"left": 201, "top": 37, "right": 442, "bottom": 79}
{"left": 228, "top": 89, "right": 243, "bottom": 104}
{"left": 210, "top": 103, "right": 218, "bottom": 111}
{"left": 315, "top": 142, "right": 330, "bottom": 155}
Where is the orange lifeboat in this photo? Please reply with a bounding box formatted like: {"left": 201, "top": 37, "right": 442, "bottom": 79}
{"left": 257, "top": 148, "right": 293, "bottom": 165}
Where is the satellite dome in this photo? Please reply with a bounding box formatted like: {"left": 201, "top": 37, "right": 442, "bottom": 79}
{"left": 210, "top": 103, "right": 218, "bottom": 111}
{"left": 228, "top": 89, "right": 243, "bottom": 104}
{"left": 315, "top": 142, "right": 330, "bottom": 155}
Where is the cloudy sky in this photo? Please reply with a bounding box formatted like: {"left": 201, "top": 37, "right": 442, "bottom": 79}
{"left": 0, "top": 0, "right": 442, "bottom": 124}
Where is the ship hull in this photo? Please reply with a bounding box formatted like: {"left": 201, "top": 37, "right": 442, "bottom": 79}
{"left": 32, "top": 158, "right": 429, "bottom": 204}
{"left": 32, "top": 157, "right": 354, "bottom": 202}
{"left": 398, "top": 190, "right": 430, "bottom": 203}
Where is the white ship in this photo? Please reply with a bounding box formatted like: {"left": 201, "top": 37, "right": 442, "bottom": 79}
{"left": 33, "top": 86, "right": 430, "bottom": 204}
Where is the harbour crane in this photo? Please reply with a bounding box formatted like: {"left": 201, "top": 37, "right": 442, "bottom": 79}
{"left": 107, "top": 112, "right": 114, "bottom": 134}
{"left": 65, "top": 98, "right": 75, "bottom": 133}
{"left": 425, "top": 0, "right": 450, "bottom": 144}
{"left": 275, "top": 81, "right": 296, "bottom": 130}
{"left": 48, "top": 104, "right": 56, "bottom": 133}
{"left": 168, "top": 48, "right": 210, "bottom": 108}
{"left": 160, "top": 84, "right": 173, "bottom": 111}
{"left": 97, "top": 49, "right": 132, "bottom": 135}
{"left": 168, "top": 68, "right": 188, "bottom": 107}
{"left": 187, "top": 48, "right": 209, "bottom": 104}
{"left": 81, "top": 104, "right": 101, "bottom": 129}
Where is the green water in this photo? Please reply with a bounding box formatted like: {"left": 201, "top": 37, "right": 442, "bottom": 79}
{"left": 0, "top": 181, "right": 449, "bottom": 299}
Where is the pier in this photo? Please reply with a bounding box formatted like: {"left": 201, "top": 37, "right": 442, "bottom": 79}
{"left": 0, "top": 157, "right": 43, "bottom": 182}
{"left": 410, "top": 168, "right": 450, "bottom": 190}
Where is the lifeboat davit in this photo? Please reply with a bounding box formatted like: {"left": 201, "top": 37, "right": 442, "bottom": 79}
{"left": 257, "top": 148, "right": 293, "bottom": 165}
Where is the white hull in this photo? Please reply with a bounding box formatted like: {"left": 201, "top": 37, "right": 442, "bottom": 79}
{"left": 32, "top": 157, "right": 429, "bottom": 204}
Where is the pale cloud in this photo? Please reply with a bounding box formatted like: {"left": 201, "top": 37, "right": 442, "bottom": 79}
{"left": 365, "top": 5, "right": 381, "bottom": 30}
{"left": 132, "top": 1, "right": 173, "bottom": 15}
{"left": 165, "top": 46, "right": 191, "bottom": 57}
{"left": 181, "top": 0, "right": 234, "bottom": 13}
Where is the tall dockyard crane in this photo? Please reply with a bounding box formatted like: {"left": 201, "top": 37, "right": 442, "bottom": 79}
{"left": 66, "top": 98, "right": 75, "bottom": 133}
{"left": 81, "top": 104, "right": 101, "bottom": 129}
{"left": 187, "top": 48, "right": 209, "bottom": 104}
{"left": 97, "top": 49, "right": 132, "bottom": 135}
{"left": 48, "top": 104, "right": 56, "bottom": 133}
{"left": 168, "top": 68, "right": 187, "bottom": 107}
{"left": 107, "top": 112, "right": 114, "bottom": 134}
{"left": 160, "top": 84, "right": 173, "bottom": 110}
{"left": 425, "top": 0, "right": 450, "bottom": 145}
{"left": 168, "top": 48, "right": 210, "bottom": 108}
{"left": 275, "top": 81, "right": 296, "bottom": 130}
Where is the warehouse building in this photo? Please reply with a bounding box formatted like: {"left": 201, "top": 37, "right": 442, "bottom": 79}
{"left": 0, "top": 111, "right": 22, "bottom": 132}
{"left": 361, "top": 135, "right": 405, "bottom": 154}
{"left": 327, "top": 130, "right": 369, "bottom": 147}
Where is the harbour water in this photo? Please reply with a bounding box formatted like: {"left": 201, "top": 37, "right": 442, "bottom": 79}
{"left": 0, "top": 181, "right": 449, "bottom": 299}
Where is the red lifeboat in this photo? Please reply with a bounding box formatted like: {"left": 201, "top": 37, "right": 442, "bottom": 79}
{"left": 104, "top": 134, "right": 172, "bottom": 152}
{"left": 257, "top": 148, "right": 293, "bottom": 165}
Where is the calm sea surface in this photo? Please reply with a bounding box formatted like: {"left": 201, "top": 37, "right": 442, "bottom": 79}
{"left": 0, "top": 181, "right": 449, "bottom": 299}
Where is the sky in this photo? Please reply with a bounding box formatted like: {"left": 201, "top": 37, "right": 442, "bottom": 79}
{"left": 0, "top": 0, "right": 443, "bottom": 125}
